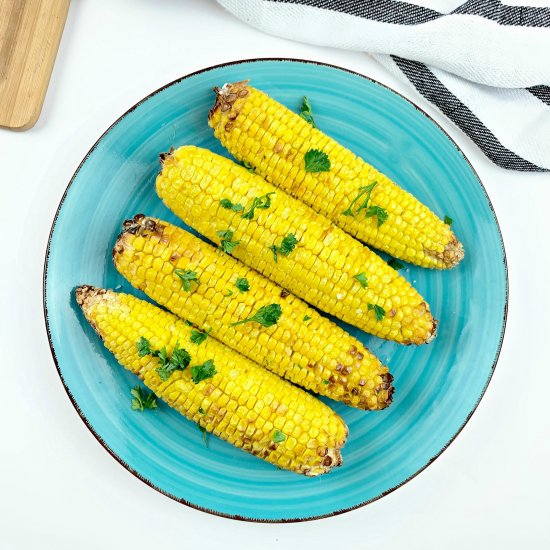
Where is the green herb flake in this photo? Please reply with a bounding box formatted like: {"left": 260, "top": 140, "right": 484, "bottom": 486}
{"left": 242, "top": 161, "right": 255, "bottom": 173}
{"left": 217, "top": 229, "right": 241, "bottom": 255}
{"left": 368, "top": 303, "right": 386, "bottom": 321}
{"left": 303, "top": 315, "right": 312, "bottom": 322}
{"left": 444, "top": 215, "right": 453, "bottom": 225}
{"left": 304, "top": 149, "right": 330, "bottom": 173}
{"left": 130, "top": 386, "right": 157, "bottom": 412}
{"left": 242, "top": 192, "right": 275, "bottom": 220}
{"left": 220, "top": 198, "right": 244, "bottom": 212}
{"left": 230, "top": 303, "right": 282, "bottom": 328}
{"left": 364, "top": 205, "right": 389, "bottom": 227}
{"left": 156, "top": 342, "right": 190, "bottom": 381}
{"left": 272, "top": 430, "right": 286, "bottom": 444}
{"left": 184, "top": 320, "right": 193, "bottom": 326}
{"left": 198, "top": 407, "right": 205, "bottom": 414}
{"left": 299, "top": 96, "right": 316, "bottom": 128}
{"left": 224, "top": 289, "right": 234, "bottom": 297}
{"left": 322, "top": 379, "right": 330, "bottom": 385}
{"left": 387, "top": 258, "right": 404, "bottom": 270}
{"left": 354, "top": 272, "right": 368, "bottom": 288}
{"left": 235, "top": 277, "right": 250, "bottom": 293}
{"left": 190, "top": 329, "right": 208, "bottom": 345}
{"left": 197, "top": 423, "right": 209, "bottom": 447}
{"left": 191, "top": 359, "right": 217, "bottom": 384}
{"left": 136, "top": 336, "right": 152, "bottom": 357}
{"left": 270, "top": 233, "right": 298, "bottom": 262}
{"left": 174, "top": 269, "right": 199, "bottom": 292}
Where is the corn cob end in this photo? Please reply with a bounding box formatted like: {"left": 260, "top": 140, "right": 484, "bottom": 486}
{"left": 424, "top": 234, "right": 464, "bottom": 269}
{"left": 209, "top": 80, "right": 250, "bottom": 122}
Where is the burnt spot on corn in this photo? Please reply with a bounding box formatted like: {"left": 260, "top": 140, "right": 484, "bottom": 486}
{"left": 209, "top": 80, "right": 250, "bottom": 120}
{"left": 280, "top": 288, "right": 290, "bottom": 298}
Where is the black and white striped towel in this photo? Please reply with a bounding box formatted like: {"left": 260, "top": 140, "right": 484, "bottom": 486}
{"left": 216, "top": 0, "right": 550, "bottom": 172}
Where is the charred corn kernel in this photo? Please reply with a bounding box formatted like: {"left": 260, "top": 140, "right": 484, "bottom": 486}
{"left": 156, "top": 147, "right": 436, "bottom": 345}
{"left": 208, "top": 81, "right": 464, "bottom": 269}
{"left": 113, "top": 215, "right": 394, "bottom": 409}
{"left": 76, "top": 286, "right": 347, "bottom": 476}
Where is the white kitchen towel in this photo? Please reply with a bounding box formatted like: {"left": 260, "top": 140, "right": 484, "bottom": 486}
{"left": 216, "top": 0, "right": 550, "bottom": 171}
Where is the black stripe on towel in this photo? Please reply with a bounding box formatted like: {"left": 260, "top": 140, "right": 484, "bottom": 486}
{"left": 270, "top": 0, "right": 550, "bottom": 27}
{"left": 528, "top": 85, "right": 550, "bottom": 106}
{"left": 392, "top": 56, "right": 547, "bottom": 172}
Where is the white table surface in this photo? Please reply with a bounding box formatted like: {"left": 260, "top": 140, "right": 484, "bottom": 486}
{"left": 1, "top": 1, "right": 549, "bottom": 548}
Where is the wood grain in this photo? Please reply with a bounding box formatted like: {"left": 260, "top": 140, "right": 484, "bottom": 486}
{"left": 0, "top": 0, "right": 70, "bottom": 130}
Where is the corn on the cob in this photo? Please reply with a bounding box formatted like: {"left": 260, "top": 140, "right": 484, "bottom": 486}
{"left": 113, "top": 215, "right": 394, "bottom": 409}
{"left": 156, "top": 146, "right": 436, "bottom": 345}
{"left": 76, "top": 286, "right": 347, "bottom": 476}
{"left": 208, "top": 81, "right": 464, "bottom": 270}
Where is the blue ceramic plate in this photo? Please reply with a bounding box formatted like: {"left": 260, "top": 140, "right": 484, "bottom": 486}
{"left": 44, "top": 59, "right": 507, "bottom": 522}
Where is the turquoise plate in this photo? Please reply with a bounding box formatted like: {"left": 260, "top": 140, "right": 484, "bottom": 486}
{"left": 44, "top": 59, "right": 507, "bottom": 522}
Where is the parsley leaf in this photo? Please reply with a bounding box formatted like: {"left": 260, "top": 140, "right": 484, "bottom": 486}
{"left": 444, "top": 215, "right": 453, "bottom": 225}
{"left": 130, "top": 385, "right": 157, "bottom": 412}
{"left": 269, "top": 233, "right": 298, "bottom": 262}
{"left": 220, "top": 198, "right": 244, "bottom": 212}
{"left": 304, "top": 149, "right": 330, "bottom": 173}
{"left": 198, "top": 407, "right": 205, "bottom": 414}
{"left": 299, "top": 96, "right": 316, "bottom": 128}
{"left": 231, "top": 303, "right": 282, "bottom": 328}
{"left": 190, "top": 359, "right": 217, "bottom": 384}
{"left": 235, "top": 277, "right": 250, "bottom": 293}
{"left": 368, "top": 303, "right": 386, "bottom": 321}
{"left": 190, "top": 329, "right": 208, "bottom": 345}
{"left": 184, "top": 320, "right": 193, "bottom": 326}
{"left": 354, "top": 272, "right": 368, "bottom": 288}
{"left": 322, "top": 379, "right": 330, "bottom": 385}
{"left": 272, "top": 430, "right": 286, "bottom": 444}
{"left": 217, "top": 229, "right": 240, "bottom": 254}
{"left": 157, "top": 342, "right": 190, "bottom": 381}
{"left": 242, "top": 192, "right": 275, "bottom": 220}
{"left": 342, "top": 182, "right": 376, "bottom": 217}
{"left": 364, "top": 205, "right": 388, "bottom": 227}
{"left": 197, "top": 423, "right": 209, "bottom": 447}
{"left": 136, "top": 336, "right": 152, "bottom": 357}
{"left": 174, "top": 269, "right": 199, "bottom": 292}
{"left": 137, "top": 338, "right": 191, "bottom": 382}
{"left": 303, "top": 315, "right": 312, "bottom": 322}
{"left": 387, "top": 258, "right": 404, "bottom": 270}
{"left": 242, "top": 161, "right": 255, "bottom": 173}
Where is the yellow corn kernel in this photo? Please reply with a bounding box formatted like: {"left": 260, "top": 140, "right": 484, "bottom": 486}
{"left": 209, "top": 81, "right": 464, "bottom": 269}
{"left": 76, "top": 286, "right": 347, "bottom": 476}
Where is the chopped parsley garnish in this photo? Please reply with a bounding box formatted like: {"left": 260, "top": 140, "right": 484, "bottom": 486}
{"left": 242, "top": 192, "right": 275, "bottom": 220}
{"left": 364, "top": 205, "right": 388, "bottom": 227}
{"left": 354, "top": 272, "right": 368, "bottom": 288}
{"left": 130, "top": 386, "right": 157, "bottom": 412}
{"left": 322, "top": 379, "right": 330, "bottom": 385}
{"left": 242, "top": 160, "right": 255, "bottom": 173}
{"left": 197, "top": 423, "right": 209, "bottom": 447}
{"left": 231, "top": 303, "right": 282, "bottom": 328}
{"left": 387, "top": 258, "right": 404, "bottom": 270}
{"left": 444, "top": 215, "right": 453, "bottom": 225}
{"left": 224, "top": 289, "right": 234, "bottom": 297}
{"left": 136, "top": 336, "right": 152, "bottom": 357}
{"left": 174, "top": 269, "right": 199, "bottom": 292}
{"left": 299, "top": 96, "right": 316, "bottom": 128}
{"left": 220, "top": 198, "right": 244, "bottom": 212}
{"left": 217, "top": 229, "right": 240, "bottom": 254}
{"left": 303, "top": 315, "right": 312, "bottom": 322}
{"left": 304, "top": 149, "right": 330, "bottom": 173}
{"left": 136, "top": 337, "right": 191, "bottom": 382}
{"left": 272, "top": 430, "right": 286, "bottom": 444}
{"left": 190, "top": 359, "right": 217, "bottom": 383}
{"left": 269, "top": 233, "right": 298, "bottom": 262}
{"left": 198, "top": 407, "right": 205, "bottom": 414}
{"left": 342, "top": 181, "right": 388, "bottom": 226}
{"left": 368, "top": 303, "right": 386, "bottom": 321}
{"left": 184, "top": 320, "right": 193, "bottom": 326}
{"left": 235, "top": 277, "right": 250, "bottom": 293}
{"left": 190, "top": 329, "right": 208, "bottom": 345}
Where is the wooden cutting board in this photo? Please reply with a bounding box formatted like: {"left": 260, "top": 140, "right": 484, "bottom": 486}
{"left": 0, "top": 0, "right": 70, "bottom": 130}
